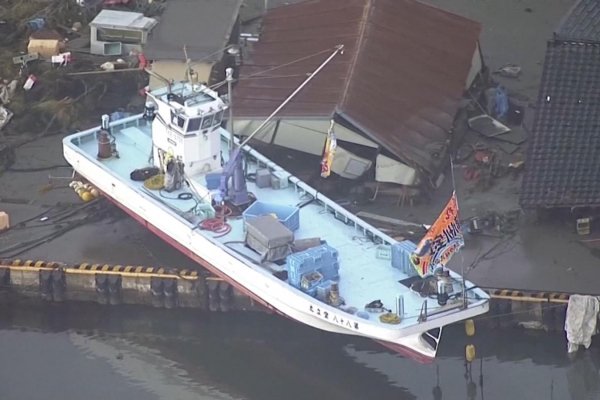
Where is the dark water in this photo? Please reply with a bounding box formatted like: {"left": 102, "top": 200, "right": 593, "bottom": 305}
{"left": 0, "top": 298, "right": 599, "bottom": 400}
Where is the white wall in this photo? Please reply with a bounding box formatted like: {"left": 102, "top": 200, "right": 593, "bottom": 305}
{"left": 232, "top": 117, "right": 417, "bottom": 183}
{"left": 232, "top": 118, "right": 378, "bottom": 155}
{"left": 465, "top": 42, "right": 483, "bottom": 89}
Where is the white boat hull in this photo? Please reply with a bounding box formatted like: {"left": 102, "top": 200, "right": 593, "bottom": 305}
{"left": 64, "top": 136, "right": 488, "bottom": 363}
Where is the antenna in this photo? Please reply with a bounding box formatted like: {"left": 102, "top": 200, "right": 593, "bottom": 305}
{"left": 183, "top": 44, "right": 192, "bottom": 83}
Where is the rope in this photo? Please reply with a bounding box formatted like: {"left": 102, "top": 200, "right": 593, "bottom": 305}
{"left": 379, "top": 312, "right": 402, "bottom": 325}
{"left": 143, "top": 174, "right": 165, "bottom": 190}
{"left": 199, "top": 205, "right": 233, "bottom": 238}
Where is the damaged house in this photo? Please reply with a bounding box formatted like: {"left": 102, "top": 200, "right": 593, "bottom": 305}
{"left": 232, "top": 0, "right": 482, "bottom": 187}
{"left": 520, "top": 0, "right": 600, "bottom": 213}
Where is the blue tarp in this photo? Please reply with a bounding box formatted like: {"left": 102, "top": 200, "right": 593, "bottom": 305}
{"left": 495, "top": 85, "right": 509, "bottom": 120}
{"left": 26, "top": 18, "right": 46, "bottom": 31}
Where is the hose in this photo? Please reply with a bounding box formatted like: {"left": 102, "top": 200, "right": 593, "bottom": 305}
{"left": 199, "top": 204, "right": 233, "bottom": 238}
{"left": 6, "top": 164, "right": 71, "bottom": 172}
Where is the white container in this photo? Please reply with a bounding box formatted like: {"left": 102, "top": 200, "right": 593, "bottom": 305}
{"left": 0, "top": 211, "right": 9, "bottom": 231}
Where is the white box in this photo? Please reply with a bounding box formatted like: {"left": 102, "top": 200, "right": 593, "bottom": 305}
{"left": 0, "top": 211, "right": 9, "bottom": 231}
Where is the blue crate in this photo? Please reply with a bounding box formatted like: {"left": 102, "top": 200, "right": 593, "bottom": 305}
{"left": 391, "top": 240, "right": 418, "bottom": 276}
{"left": 303, "top": 244, "right": 338, "bottom": 261}
{"left": 287, "top": 253, "right": 315, "bottom": 287}
{"left": 316, "top": 280, "right": 333, "bottom": 301}
{"left": 205, "top": 173, "right": 222, "bottom": 190}
{"left": 287, "top": 244, "right": 339, "bottom": 286}
{"left": 242, "top": 201, "right": 300, "bottom": 231}
{"left": 318, "top": 260, "right": 339, "bottom": 282}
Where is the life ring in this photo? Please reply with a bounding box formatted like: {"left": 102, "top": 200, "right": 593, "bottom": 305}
{"left": 379, "top": 312, "right": 401, "bottom": 324}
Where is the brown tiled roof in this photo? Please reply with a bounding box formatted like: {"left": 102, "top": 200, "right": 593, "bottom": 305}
{"left": 233, "top": 0, "right": 481, "bottom": 174}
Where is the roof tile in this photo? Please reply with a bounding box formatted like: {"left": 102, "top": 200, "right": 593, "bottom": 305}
{"left": 233, "top": 0, "right": 480, "bottom": 174}
{"left": 556, "top": 0, "right": 600, "bottom": 42}
{"left": 521, "top": 40, "right": 600, "bottom": 208}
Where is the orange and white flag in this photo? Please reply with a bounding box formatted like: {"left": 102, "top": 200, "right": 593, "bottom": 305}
{"left": 320, "top": 120, "right": 337, "bottom": 178}
{"left": 409, "top": 191, "right": 464, "bottom": 276}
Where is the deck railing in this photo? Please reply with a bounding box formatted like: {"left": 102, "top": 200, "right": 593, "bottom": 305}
{"left": 71, "top": 114, "right": 400, "bottom": 248}
{"left": 235, "top": 138, "right": 399, "bottom": 247}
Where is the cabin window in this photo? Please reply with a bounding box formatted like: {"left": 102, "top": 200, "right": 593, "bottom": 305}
{"left": 213, "top": 110, "right": 223, "bottom": 126}
{"left": 170, "top": 110, "right": 186, "bottom": 129}
{"left": 187, "top": 117, "right": 202, "bottom": 132}
{"left": 201, "top": 114, "right": 214, "bottom": 129}
{"left": 96, "top": 28, "right": 142, "bottom": 45}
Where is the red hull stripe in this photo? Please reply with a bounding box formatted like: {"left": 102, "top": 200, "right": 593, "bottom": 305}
{"left": 101, "top": 192, "right": 429, "bottom": 361}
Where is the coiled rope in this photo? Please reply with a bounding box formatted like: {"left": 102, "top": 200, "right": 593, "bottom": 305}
{"left": 143, "top": 174, "right": 165, "bottom": 190}
{"left": 199, "top": 204, "right": 233, "bottom": 238}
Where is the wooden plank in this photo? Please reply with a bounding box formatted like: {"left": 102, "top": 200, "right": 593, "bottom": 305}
{"left": 356, "top": 211, "right": 422, "bottom": 228}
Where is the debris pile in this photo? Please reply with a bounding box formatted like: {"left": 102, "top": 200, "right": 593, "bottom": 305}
{"left": 453, "top": 73, "right": 529, "bottom": 192}
{"left": 0, "top": 0, "right": 161, "bottom": 170}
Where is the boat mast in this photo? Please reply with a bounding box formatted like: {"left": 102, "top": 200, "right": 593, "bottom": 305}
{"left": 239, "top": 44, "right": 344, "bottom": 148}
{"left": 219, "top": 44, "right": 345, "bottom": 206}
{"left": 226, "top": 67, "right": 235, "bottom": 153}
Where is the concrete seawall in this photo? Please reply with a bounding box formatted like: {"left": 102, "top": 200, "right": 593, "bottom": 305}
{"left": 0, "top": 259, "right": 264, "bottom": 312}
{"left": 1, "top": 259, "right": 578, "bottom": 333}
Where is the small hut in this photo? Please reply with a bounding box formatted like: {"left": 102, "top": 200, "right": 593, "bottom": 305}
{"left": 27, "top": 30, "right": 64, "bottom": 59}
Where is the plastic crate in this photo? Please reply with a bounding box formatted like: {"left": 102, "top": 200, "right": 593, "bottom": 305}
{"left": 243, "top": 201, "right": 300, "bottom": 231}
{"left": 316, "top": 280, "right": 332, "bottom": 301}
{"left": 391, "top": 240, "right": 419, "bottom": 276}
{"left": 255, "top": 168, "right": 271, "bottom": 188}
{"left": 270, "top": 170, "right": 290, "bottom": 190}
{"left": 205, "top": 173, "right": 222, "bottom": 190}
{"left": 376, "top": 244, "right": 392, "bottom": 260}
{"left": 286, "top": 244, "right": 339, "bottom": 286}
{"left": 313, "top": 245, "right": 339, "bottom": 281}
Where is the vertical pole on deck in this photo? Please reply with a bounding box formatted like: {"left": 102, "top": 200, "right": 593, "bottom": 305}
{"left": 226, "top": 67, "right": 234, "bottom": 153}
{"left": 450, "top": 156, "right": 467, "bottom": 309}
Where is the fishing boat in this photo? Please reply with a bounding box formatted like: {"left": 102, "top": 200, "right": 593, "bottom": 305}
{"left": 62, "top": 46, "right": 489, "bottom": 363}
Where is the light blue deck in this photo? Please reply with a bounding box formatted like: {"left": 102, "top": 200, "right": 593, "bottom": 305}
{"left": 68, "top": 116, "right": 472, "bottom": 325}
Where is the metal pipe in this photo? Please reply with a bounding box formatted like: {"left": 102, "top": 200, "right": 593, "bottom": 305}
{"left": 239, "top": 44, "right": 344, "bottom": 148}
{"left": 397, "top": 295, "right": 405, "bottom": 318}
{"left": 144, "top": 68, "right": 171, "bottom": 93}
